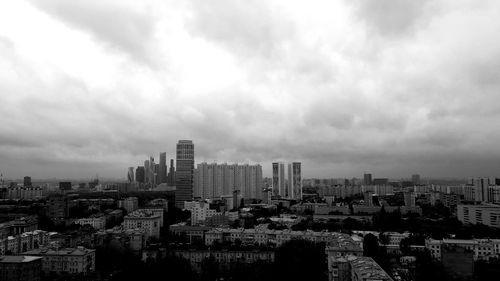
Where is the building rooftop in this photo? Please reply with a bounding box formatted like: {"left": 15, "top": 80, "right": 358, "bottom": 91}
{"left": 125, "top": 209, "right": 161, "bottom": 219}
{"left": 23, "top": 246, "right": 95, "bottom": 256}
{"left": 0, "top": 256, "right": 42, "bottom": 263}
{"left": 350, "top": 257, "right": 394, "bottom": 281}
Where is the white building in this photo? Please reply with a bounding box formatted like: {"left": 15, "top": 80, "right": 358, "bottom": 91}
{"left": 123, "top": 210, "right": 161, "bottom": 238}
{"left": 184, "top": 201, "right": 219, "bottom": 226}
{"left": 457, "top": 204, "right": 500, "bottom": 228}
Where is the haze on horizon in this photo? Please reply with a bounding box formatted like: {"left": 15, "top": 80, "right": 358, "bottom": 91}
{"left": 1, "top": 0, "right": 500, "bottom": 180}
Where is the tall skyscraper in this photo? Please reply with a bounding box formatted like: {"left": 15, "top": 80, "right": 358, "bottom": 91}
{"left": 127, "top": 167, "right": 134, "bottom": 183}
{"left": 144, "top": 160, "right": 150, "bottom": 184}
{"left": 167, "top": 159, "right": 175, "bottom": 186}
{"left": 149, "top": 156, "right": 156, "bottom": 186}
{"left": 135, "top": 166, "right": 145, "bottom": 183}
{"left": 159, "top": 152, "right": 167, "bottom": 184}
{"left": 272, "top": 162, "right": 286, "bottom": 197}
{"left": 175, "top": 140, "right": 194, "bottom": 208}
{"left": 291, "top": 162, "right": 302, "bottom": 200}
{"left": 363, "top": 173, "right": 372, "bottom": 185}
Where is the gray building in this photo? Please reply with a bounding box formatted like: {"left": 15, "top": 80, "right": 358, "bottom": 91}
{"left": 175, "top": 140, "right": 194, "bottom": 208}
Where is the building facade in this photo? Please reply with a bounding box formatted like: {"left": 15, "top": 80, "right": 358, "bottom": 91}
{"left": 175, "top": 140, "right": 194, "bottom": 208}
{"left": 123, "top": 210, "right": 161, "bottom": 238}
{"left": 22, "top": 246, "right": 96, "bottom": 275}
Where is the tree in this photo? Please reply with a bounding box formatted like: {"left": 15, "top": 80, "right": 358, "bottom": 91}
{"left": 363, "top": 233, "right": 379, "bottom": 258}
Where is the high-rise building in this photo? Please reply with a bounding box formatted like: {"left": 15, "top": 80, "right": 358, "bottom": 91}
{"left": 272, "top": 163, "right": 286, "bottom": 197}
{"left": 363, "top": 173, "right": 372, "bottom": 185}
{"left": 149, "top": 156, "right": 156, "bottom": 186}
{"left": 23, "top": 176, "right": 32, "bottom": 188}
{"left": 290, "top": 162, "right": 302, "bottom": 200}
{"left": 135, "top": 166, "right": 145, "bottom": 183}
{"left": 175, "top": 140, "right": 194, "bottom": 208}
{"left": 168, "top": 159, "right": 175, "bottom": 186}
{"left": 195, "top": 163, "right": 263, "bottom": 200}
{"left": 127, "top": 167, "right": 134, "bottom": 183}
{"left": 144, "top": 160, "right": 150, "bottom": 184}
{"left": 159, "top": 152, "right": 167, "bottom": 184}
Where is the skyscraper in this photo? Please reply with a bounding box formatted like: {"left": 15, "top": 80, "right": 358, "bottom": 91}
{"left": 363, "top": 173, "right": 372, "bottom": 185}
{"left": 144, "top": 160, "right": 150, "bottom": 184}
{"left": 175, "top": 140, "right": 194, "bottom": 208}
{"left": 411, "top": 174, "right": 420, "bottom": 185}
{"left": 135, "top": 166, "right": 145, "bottom": 183}
{"left": 167, "top": 159, "right": 175, "bottom": 186}
{"left": 272, "top": 162, "right": 286, "bottom": 197}
{"left": 159, "top": 152, "right": 167, "bottom": 184}
{"left": 291, "top": 162, "right": 302, "bottom": 200}
{"left": 127, "top": 167, "right": 134, "bottom": 183}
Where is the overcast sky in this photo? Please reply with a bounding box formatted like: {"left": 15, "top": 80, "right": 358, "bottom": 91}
{"left": 1, "top": 0, "right": 500, "bottom": 180}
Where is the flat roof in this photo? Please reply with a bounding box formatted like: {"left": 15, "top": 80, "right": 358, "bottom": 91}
{"left": 0, "top": 256, "right": 42, "bottom": 263}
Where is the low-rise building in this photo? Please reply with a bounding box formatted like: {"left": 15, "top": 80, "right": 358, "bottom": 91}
{"left": 171, "top": 250, "right": 275, "bottom": 272}
{"left": 205, "top": 228, "right": 362, "bottom": 248}
{"left": 22, "top": 246, "right": 96, "bottom": 275}
{"left": 123, "top": 209, "right": 161, "bottom": 238}
{"left": 0, "top": 256, "right": 42, "bottom": 281}
{"left": 184, "top": 201, "right": 219, "bottom": 226}
{"left": 0, "top": 230, "right": 52, "bottom": 255}
{"left": 426, "top": 238, "right": 500, "bottom": 261}
{"left": 169, "top": 224, "right": 211, "bottom": 244}
{"left": 75, "top": 214, "right": 106, "bottom": 230}
{"left": 350, "top": 257, "right": 394, "bottom": 281}
{"left": 118, "top": 197, "right": 139, "bottom": 214}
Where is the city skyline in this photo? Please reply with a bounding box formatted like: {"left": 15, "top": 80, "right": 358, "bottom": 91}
{"left": 2, "top": 1, "right": 500, "bottom": 179}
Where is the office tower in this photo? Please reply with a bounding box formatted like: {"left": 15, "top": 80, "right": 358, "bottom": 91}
{"left": 149, "top": 156, "right": 156, "bottom": 186}
{"left": 363, "top": 173, "right": 372, "bottom": 185}
{"left": 175, "top": 140, "right": 194, "bottom": 208}
{"left": 154, "top": 163, "right": 160, "bottom": 186}
{"left": 167, "top": 159, "right": 175, "bottom": 186}
{"left": 272, "top": 162, "right": 286, "bottom": 197}
{"left": 291, "top": 162, "right": 302, "bottom": 200}
{"left": 127, "top": 167, "right": 134, "bottom": 183}
{"left": 144, "top": 160, "right": 150, "bottom": 184}
{"left": 135, "top": 166, "right": 145, "bottom": 183}
{"left": 23, "top": 176, "right": 32, "bottom": 188}
{"left": 159, "top": 152, "right": 167, "bottom": 184}
{"left": 411, "top": 174, "right": 421, "bottom": 185}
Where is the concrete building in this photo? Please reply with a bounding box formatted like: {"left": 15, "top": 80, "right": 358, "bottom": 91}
{"left": 22, "top": 246, "right": 96, "bottom": 275}
{"left": 175, "top": 140, "right": 194, "bottom": 208}
{"left": 135, "top": 166, "right": 145, "bottom": 183}
{"left": 159, "top": 152, "right": 167, "bottom": 184}
{"left": 46, "top": 195, "right": 69, "bottom": 218}
{"left": 288, "top": 162, "right": 302, "bottom": 200}
{"left": 205, "top": 228, "right": 362, "bottom": 248}
{"left": 426, "top": 238, "right": 500, "bottom": 261}
{"left": 195, "top": 163, "right": 263, "bottom": 200}
{"left": 272, "top": 162, "right": 286, "bottom": 197}
{"left": 0, "top": 230, "right": 51, "bottom": 256}
{"left": 363, "top": 174, "right": 372, "bottom": 186}
{"left": 123, "top": 209, "right": 161, "bottom": 238}
{"left": 350, "top": 257, "right": 394, "bottom": 281}
{"left": 6, "top": 187, "right": 43, "bottom": 200}
{"left": 457, "top": 204, "right": 500, "bottom": 228}
{"left": 118, "top": 197, "right": 139, "bottom": 214}
{"left": 0, "top": 256, "right": 42, "bottom": 281}
{"left": 171, "top": 250, "right": 275, "bottom": 272}
{"left": 75, "top": 214, "right": 106, "bottom": 230}
{"left": 184, "top": 201, "right": 219, "bottom": 226}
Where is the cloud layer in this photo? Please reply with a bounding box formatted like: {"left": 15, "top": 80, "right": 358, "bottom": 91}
{"left": 1, "top": 0, "right": 500, "bottom": 180}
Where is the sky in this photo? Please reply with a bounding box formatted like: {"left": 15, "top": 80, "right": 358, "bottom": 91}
{"left": 1, "top": 0, "right": 500, "bottom": 180}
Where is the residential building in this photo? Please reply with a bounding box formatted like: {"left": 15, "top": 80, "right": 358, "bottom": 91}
{"left": 175, "top": 140, "right": 194, "bottom": 208}
{"left": 0, "top": 230, "right": 51, "bottom": 256}
{"left": 118, "top": 197, "right": 139, "bottom": 214}
{"left": 123, "top": 209, "right": 161, "bottom": 238}
{"left": 194, "top": 163, "right": 263, "bottom": 200}
{"left": 0, "top": 256, "right": 42, "bottom": 281}
{"left": 426, "top": 238, "right": 500, "bottom": 261}
{"left": 75, "top": 214, "right": 106, "bottom": 230}
{"left": 288, "top": 162, "right": 302, "bottom": 200}
{"left": 22, "top": 246, "right": 96, "bottom": 275}
{"left": 457, "top": 204, "right": 500, "bottom": 228}
{"left": 272, "top": 162, "right": 286, "bottom": 197}
{"left": 46, "top": 195, "right": 69, "bottom": 218}
{"left": 184, "top": 201, "right": 219, "bottom": 226}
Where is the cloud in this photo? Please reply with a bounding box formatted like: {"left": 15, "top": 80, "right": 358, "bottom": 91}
{"left": 1, "top": 0, "right": 500, "bottom": 180}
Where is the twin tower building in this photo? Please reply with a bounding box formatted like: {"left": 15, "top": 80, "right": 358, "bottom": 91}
{"left": 272, "top": 162, "right": 302, "bottom": 200}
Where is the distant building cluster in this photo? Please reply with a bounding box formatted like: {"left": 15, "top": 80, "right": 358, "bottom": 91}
{"left": 426, "top": 238, "right": 500, "bottom": 261}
